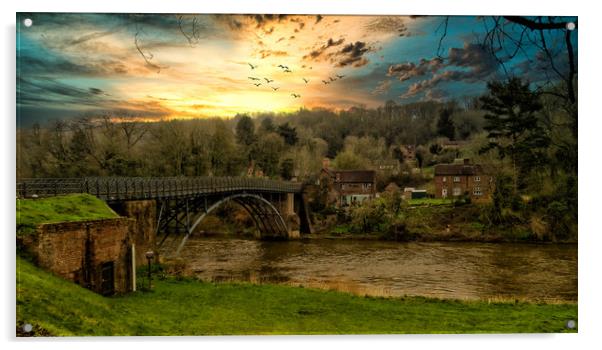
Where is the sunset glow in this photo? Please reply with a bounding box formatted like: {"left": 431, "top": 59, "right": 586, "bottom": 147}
{"left": 17, "top": 14, "right": 574, "bottom": 125}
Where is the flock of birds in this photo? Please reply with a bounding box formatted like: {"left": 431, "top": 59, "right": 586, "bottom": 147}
{"left": 246, "top": 63, "right": 345, "bottom": 99}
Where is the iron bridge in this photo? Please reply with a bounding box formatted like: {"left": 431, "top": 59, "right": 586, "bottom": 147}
{"left": 16, "top": 177, "right": 309, "bottom": 255}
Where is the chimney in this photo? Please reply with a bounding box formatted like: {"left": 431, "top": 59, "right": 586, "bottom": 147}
{"left": 463, "top": 158, "right": 470, "bottom": 165}
{"left": 322, "top": 158, "right": 331, "bottom": 169}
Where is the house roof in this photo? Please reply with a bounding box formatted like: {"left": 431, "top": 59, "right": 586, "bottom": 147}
{"left": 434, "top": 163, "right": 489, "bottom": 176}
{"left": 332, "top": 170, "right": 376, "bottom": 183}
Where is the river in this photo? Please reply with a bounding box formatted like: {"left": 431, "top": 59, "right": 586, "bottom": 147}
{"left": 174, "top": 237, "right": 577, "bottom": 301}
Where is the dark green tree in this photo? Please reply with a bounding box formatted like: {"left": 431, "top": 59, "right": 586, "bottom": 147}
{"left": 250, "top": 132, "right": 285, "bottom": 177}
{"left": 479, "top": 78, "right": 550, "bottom": 191}
{"left": 260, "top": 116, "right": 276, "bottom": 133}
{"left": 235, "top": 115, "right": 256, "bottom": 146}
{"left": 429, "top": 143, "right": 442, "bottom": 155}
{"left": 280, "top": 158, "right": 295, "bottom": 180}
{"left": 436, "top": 108, "right": 455, "bottom": 140}
{"left": 277, "top": 122, "right": 299, "bottom": 146}
{"left": 415, "top": 145, "right": 427, "bottom": 168}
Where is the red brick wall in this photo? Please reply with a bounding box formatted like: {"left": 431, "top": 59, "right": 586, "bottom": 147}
{"left": 23, "top": 218, "right": 133, "bottom": 294}
{"left": 434, "top": 175, "right": 494, "bottom": 201}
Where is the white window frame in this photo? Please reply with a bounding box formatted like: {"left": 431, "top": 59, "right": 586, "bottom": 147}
{"left": 474, "top": 176, "right": 481, "bottom": 182}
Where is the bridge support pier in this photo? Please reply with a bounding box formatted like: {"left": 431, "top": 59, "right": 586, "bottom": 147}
{"left": 108, "top": 200, "right": 157, "bottom": 267}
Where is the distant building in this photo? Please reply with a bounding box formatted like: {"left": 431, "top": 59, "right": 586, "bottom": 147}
{"left": 375, "top": 160, "right": 400, "bottom": 175}
{"left": 441, "top": 140, "right": 468, "bottom": 150}
{"left": 320, "top": 158, "right": 376, "bottom": 207}
{"left": 403, "top": 187, "right": 427, "bottom": 200}
{"left": 434, "top": 159, "right": 494, "bottom": 201}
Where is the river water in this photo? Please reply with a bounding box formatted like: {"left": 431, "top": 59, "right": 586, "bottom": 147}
{"left": 175, "top": 237, "right": 577, "bottom": 301}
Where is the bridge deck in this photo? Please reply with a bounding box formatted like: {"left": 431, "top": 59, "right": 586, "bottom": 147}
{"left": 16, "top": 177, "right": 302, "bottom": 201}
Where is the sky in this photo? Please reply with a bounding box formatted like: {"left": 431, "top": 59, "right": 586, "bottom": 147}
{"left": 16, "top": 13, "right": 577, "bottom": 126}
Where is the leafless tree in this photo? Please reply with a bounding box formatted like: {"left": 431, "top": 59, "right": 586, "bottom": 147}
{"left": 437, "top": 16, "right": 577, "bottom": 123}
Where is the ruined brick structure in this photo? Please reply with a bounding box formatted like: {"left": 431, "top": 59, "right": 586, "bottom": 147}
{"left": 21, "top": 218, "right": 133, "bottom": 295}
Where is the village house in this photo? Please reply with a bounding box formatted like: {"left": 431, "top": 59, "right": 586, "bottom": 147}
{"left": 320, "top": 159, "right": 376, "bottom": 207}
{"left": 434, "top": 159, "right": 494, "bottom": 201}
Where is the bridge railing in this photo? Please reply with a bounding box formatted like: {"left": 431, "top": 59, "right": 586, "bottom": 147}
{"left": 16, "top": 177, "right": 302, "bottom": 200}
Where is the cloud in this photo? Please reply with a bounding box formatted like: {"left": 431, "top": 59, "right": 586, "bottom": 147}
{"left": 303, "top": 37, "right": 345, "bottom": 60}
{"left": 372, "top": 79, "right": 392, "bottom": 95}
{"left": 395, "top": 42, "right": 500, "bottom": 99}
{"left": 17, "top": 77, "right": 111, "bottom": 108}
{"left": 423, "top": 89, "right": 446, "bottom": 102}
{"left": 364, "top": 16, "right": 408, "bottom": 36}
{"left": 387, "top": 57, "right": 443, "bottom": 81}
{"left": 257, "top": 49, "right": 288, "bottom": 59}
{"left": 447, "top": 43, "right": 499, "bottom": 81}
{"left": 88, "top": 87, "right": 105, "bottom": 95}
{"left": 331, "top": 41, "right": 373, "bottom": 67}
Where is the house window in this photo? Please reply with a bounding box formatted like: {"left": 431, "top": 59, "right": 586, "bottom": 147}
{"left": 453, "top": 187, "right": 462, "bottom": 196}
{"left": 453, "top": 176, "right": 460, "bottom": 182}
{"left": 474, "top": 176, "right": 481, "bottom": 182}
{"left": 473, "top": 186, "right": 482, "bottom": 196}
{"left": 442, "top": 177, "right": 446, "bottom": 182}
{"left": 335, "top": 173, "right": 341, "bottom": 182}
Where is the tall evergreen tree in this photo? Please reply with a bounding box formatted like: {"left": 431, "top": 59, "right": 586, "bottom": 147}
{"left": 277, "top": 122, "right": 299, "bottom": 146}
{"left": 479, "top": 78, "right": 550, "bottom": 190}
{"left": 436, "top": 107, "right": 455, "bottom": 140}
{"left": 235, "top": 115, "right": 256, "bottom": 146}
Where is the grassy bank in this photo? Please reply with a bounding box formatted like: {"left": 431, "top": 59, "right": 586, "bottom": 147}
{"left": 17, "top": 194, "right": 119, "bottom": 236}
{"left": 17, "top": 256, "right": 577, "bottom": 335}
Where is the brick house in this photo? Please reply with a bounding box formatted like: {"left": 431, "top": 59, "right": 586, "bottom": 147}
{"left": 320, "top": 159, "right": 376, "bottom": 207}
{"left": 434, "top": 159, "right": 494, "bottom": 201}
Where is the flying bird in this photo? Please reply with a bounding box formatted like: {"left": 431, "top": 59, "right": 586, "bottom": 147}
{"left": 329, "top": 76, "right": 336, "bottom": 82}
{"left": 264, "top": 78, "right": 274, "bottom": 83}
{"left": 271, "top": 86, "right": 280, "bottom": 91}
{"left": 253, "top": 83, "right": 262, "bottom": 87}
{"left": 248, "top": 63, "right": 258, "bottom": 69}
{"left": 284, "top": 69, "right": 292, "bottom": 73}
{"left": 277, "top": 64, "right": 289, "bottom": 70}
{"left": 336, "top": 74, "right": 345, "bottom": 79}
{"left": 291, "top": 93, "right": 301, "bottom": 98}
{"left": 248, "top": 77, "right": 260, "bottom": 81}
{"left": 302, "top": 78, "right": 309, "bottom": 83}
{"left": 321, "top": 80, "right": 330, "bottom": 85}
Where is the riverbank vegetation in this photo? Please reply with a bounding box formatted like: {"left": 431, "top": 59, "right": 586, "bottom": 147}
{"left": 17, "top": 256, "right": 577, "bottom": 336}
{"left": 322, "top": 193, "right": 576, "bottom": 243}
{"left": 16, "top": 194, "right": 119, "bottom": 237}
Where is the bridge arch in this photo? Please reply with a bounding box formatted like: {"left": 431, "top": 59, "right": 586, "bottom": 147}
{"left": 173, "top": 193, "right": 289, "bottom": 256}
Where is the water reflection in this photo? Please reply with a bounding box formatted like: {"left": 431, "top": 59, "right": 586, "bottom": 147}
{"left": 173, "top": 237, "right": 577, "bottom": 301}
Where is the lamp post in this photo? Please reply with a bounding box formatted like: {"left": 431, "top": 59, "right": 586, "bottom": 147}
{"left": 145, "top": 250, "right": 154, "bottom": 290}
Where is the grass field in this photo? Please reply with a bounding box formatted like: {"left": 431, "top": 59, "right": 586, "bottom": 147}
{"left": 16, "top": 194, "right": 119, "bottom": 236}
{"left": 407, "top": 198, "right": 454, "bottom": 206}
{"left": 16, "top": 256, "right": 577, "bottom": 336}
